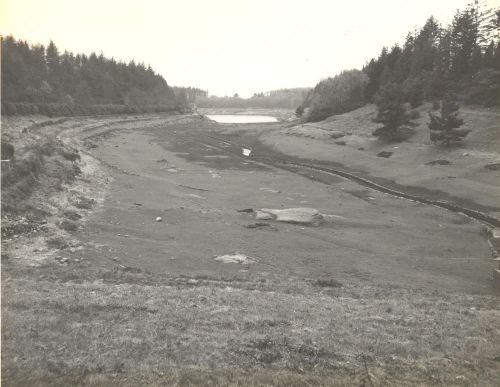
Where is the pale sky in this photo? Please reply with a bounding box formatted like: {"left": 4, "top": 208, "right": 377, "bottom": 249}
{"left": 1, "top": 0, "right": 499, "bottom": 97}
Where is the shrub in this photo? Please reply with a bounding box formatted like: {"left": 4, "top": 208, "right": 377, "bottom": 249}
{"left": 2, "top": 102, "right": 18, "bottom": 115}
{"left": 408, "top": 109, "right": 420, "bottom": 119}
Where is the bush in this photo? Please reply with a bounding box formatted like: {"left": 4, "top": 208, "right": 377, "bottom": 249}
{"left": 2, "top": 102, "right": 18, "bottom": 115}
{"left": 408, "top": 109, "right": 420, "bottom": 119}
{"left": 465, "top": 69, "right": 500, "bottom": 107}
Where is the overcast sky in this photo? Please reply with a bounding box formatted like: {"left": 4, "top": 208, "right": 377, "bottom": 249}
{"left": 2, "top": 0, "right": 499, "bottom": 97}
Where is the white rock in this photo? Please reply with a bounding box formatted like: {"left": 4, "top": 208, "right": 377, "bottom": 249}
{"left": 255, "top": 211, "right": 274, "bottom": 220}
{"left": 155, "top": 216, "right": 163, "bottom": 222}
{"left": 215, "top": 253, "right": 252, "bottom": 264}
{"left": 259, "top": 208, "right": 324, "bottom": 226}
{"left": 491, "top": 228, "right": 500, "bottom": 239}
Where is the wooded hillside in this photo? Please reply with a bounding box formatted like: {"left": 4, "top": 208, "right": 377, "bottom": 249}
{"left": 302, "top": 2, "right": 500, "bottom": 122}
{"left": 1, "top": 36, "right": 182, "bottom": 116}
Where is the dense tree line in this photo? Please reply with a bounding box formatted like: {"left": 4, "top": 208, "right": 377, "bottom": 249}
{"left": 301, "top": 2, "right": 500, "bottom": 122}
{"left": 1, "top": 36, "right": 183, "bottom": 116}
{"left": 173, "top": 87, "right": 208, "bottom": 105}
{"left": 196, "top": 88, "right": 311, "bottom": 109}
{"left": 299, "top": 70, "right": 368, "bottom": 121}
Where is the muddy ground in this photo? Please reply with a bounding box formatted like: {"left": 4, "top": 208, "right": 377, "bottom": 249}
{"left": 2, "top": 111, "right": 500, "bottom": 386}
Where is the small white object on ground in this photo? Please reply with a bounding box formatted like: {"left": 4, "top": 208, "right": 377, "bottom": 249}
{"left": 155, "top": 216, "right": 162, "bottom": 222}
{"left": 215, "top": 253, "right": 252, "bottom": 264}
{"left": 259, "top": 187, "right": 280, "bottom": 194}
{"left": 242, "top": 148, "right": 252, "bottom": 157}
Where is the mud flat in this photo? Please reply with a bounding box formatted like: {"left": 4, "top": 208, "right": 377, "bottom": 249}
{"left": 2, "top": 112, "right": 499, "bottom": 386}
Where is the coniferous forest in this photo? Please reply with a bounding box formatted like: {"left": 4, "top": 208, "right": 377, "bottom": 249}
{"left": 1, "top": 36, "right": 184, "bottom": 116}
{"left": 301, "top": 2, "right": 500, "bottom": 122}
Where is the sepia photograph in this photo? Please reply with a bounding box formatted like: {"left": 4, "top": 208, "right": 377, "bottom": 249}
{"left": 1, "top": 0, "right": 500, "bottom": 385}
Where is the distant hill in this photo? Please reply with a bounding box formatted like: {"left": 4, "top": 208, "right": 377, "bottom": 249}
{"left": 1, "top": 36, "right": 183, "bottom": 116}
{"left": 196, "top": 87, "right": 312, "bottom": 109}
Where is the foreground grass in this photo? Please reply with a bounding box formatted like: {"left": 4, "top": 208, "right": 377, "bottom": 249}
{"left": 2, "top": 263, "right": 499, "bottom": 386}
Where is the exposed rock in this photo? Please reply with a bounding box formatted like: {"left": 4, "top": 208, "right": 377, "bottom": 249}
{"left": 237, "top": 208, "right": 254, "bottom": 213}
{"left": 376, "top": 151, "right": 393, "bottom": 158}
{"left": 255, "top": 211, "right": 274, "bottom": 220}
{"left": 155, "top": 216, "right": 163, "bottom": 222}
{"left": 485, "top": 163, "right": 500, "bottom": 171}
{"left": 329, "top": 132, "right": 345, "bottom": 139}
{"left": 215, "top": 253, "right": 252, "bottom": 264}
{"left": 245, "top": 222, "right": 273, "bottom": 229}
{"left": 426, "top": 159, "right": 451, "bottom": 166}
{"left": 259, "top": 208, "right": 324, "bottom": 226}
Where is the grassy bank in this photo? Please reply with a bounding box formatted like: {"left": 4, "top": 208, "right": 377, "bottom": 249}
{"left": 3, "top": 263, "right": 500, "bottom": 386}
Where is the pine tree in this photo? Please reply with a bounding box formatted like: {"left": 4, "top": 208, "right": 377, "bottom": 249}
{"left": 428, "top": 99, "right": 469, "bottom": 145}
{"left": 372, "top": 83, "right": 413, "bottom": 141}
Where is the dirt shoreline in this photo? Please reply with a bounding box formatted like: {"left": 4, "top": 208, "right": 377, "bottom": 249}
{"left": 2, "top": 112, "right": 500, "bottom": 386}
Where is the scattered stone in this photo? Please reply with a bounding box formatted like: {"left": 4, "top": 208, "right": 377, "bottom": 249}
{"left": 187, "top": 279, "right": 199, "bottom": 285}
{"left": 64, "top": 210, "right": 82, "bottom": 221}
{"left": 59, "top": 219, "right": 78, "bottom": 232}
{"left": 377, "top": 151, "right": 393, "bottom": 158}
{"left": 155, "top": 216, "right": 163, "bottom": 222}
{"left": 426, "top": 159, "right": 451, "bottom": 166}
{"left": 242, "top": 148, "right": 252, "bottom": 157}
{"left": 315, "top": 278, "right": 343, "bottom": 288}
{"left": 46, "top": 237, "right": 69, "bottom": 249}
{"left": 485, "top": 163, "right": 500, "bottom": 171}
{"left": 55, "top": 256, "right": 70, "bottom": 264}
{"left": 259, "top": 187, "right": 280, "bottom": 194}
{"left": 74, "top": 196, "right": 95, "bottom": 210}
{"left": 245, "top": 222, "right": 272, "bottom": 229}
